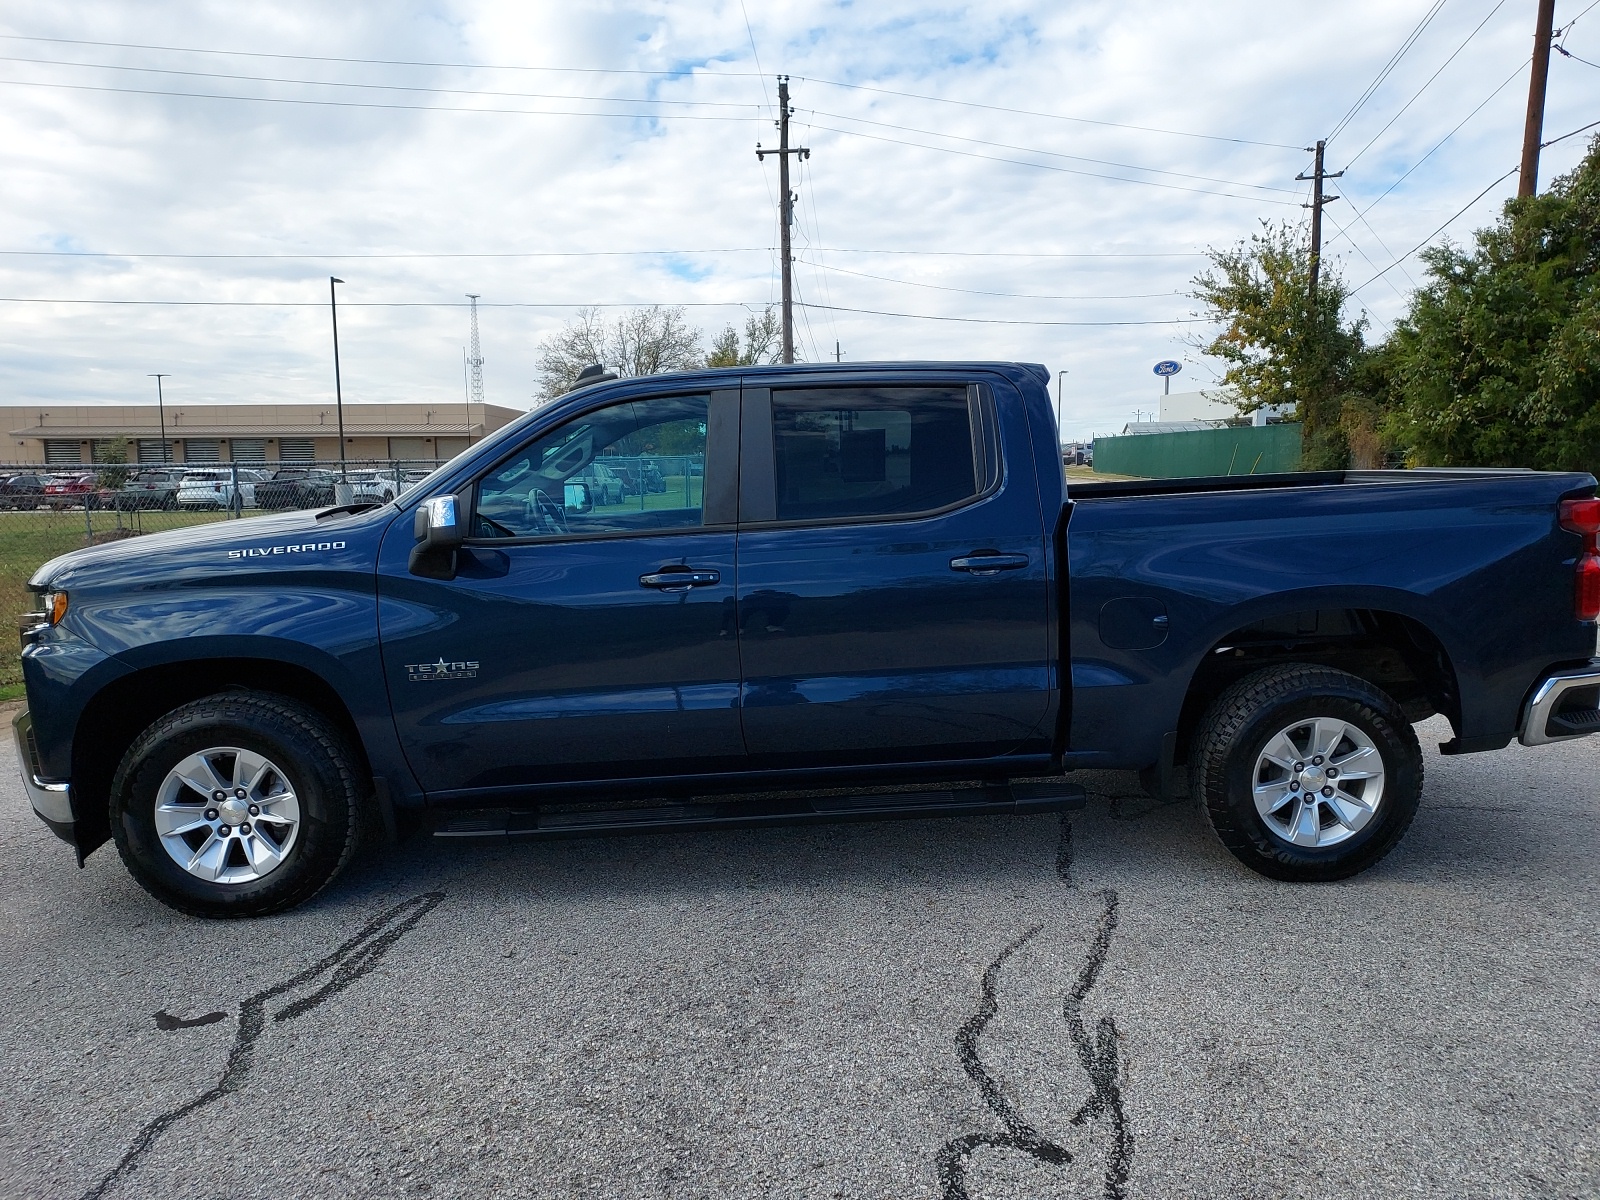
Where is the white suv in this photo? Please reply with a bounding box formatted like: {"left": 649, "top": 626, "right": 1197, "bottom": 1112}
{"left": 176, "top": 468, "right": 263, "bottom": 510}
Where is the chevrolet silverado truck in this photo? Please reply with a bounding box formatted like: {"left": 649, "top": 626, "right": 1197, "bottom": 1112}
{"left": 14, "top": 362, "right": 1600, "bottom": 917}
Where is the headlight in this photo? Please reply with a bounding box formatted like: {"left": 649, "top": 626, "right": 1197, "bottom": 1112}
{"left": 44, "top": 591, "right": 67, "bottom": 624}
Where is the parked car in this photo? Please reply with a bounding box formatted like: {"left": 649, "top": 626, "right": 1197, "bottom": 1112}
{"left": 43, "top": 473, "right": 102, "bottom": 511}
{"left": 606, "top": 462, "right": 639, "bottom": 498}
{"left": 346, "top": 469, "right": 403, "bottom": 505}
{"left": 255, "top": 468, "right": 337, "bottom": 511}
{"left": 0, "top": 473, "right": 54, "bottom": 510}
{"left": 16, "top": 361, "right": 1600, "bottom": 917}
{"left": 176, "top": 468, "right": 262, "bottom": 510}
{"left": 574, "top": 462, "right": 624, "bottom": 506}
{"left": 113, "top": 469, "right": 184, "bottom": 511}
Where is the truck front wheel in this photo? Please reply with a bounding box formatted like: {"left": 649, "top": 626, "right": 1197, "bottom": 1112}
{"left": 109, "top": 692, "right": 364, "bottom": 917}
{"left": 1190, "top": 664, "right": 1423, "bottom": 882}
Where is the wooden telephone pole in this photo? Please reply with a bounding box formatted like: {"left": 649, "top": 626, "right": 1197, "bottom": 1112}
{"left": 1297, "top": 140, "right": 1343, "bottom": 303}
{"left": 1518, "top": 0, "right": 1558, "bottom": 197}
{"left": 756, "top": 76, "right": 809, "bottom": 363}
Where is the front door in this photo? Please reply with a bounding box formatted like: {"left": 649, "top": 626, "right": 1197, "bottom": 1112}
{"left": 377, "top": 388, "right": 744, "bottom": 796}
{"left": 734, "top": 379, "right": 1053, "bottom": 768}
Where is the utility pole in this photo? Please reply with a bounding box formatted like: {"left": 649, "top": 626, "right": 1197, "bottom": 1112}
{"left": 462, "top": 347, "right": 472, "bottom": 446}
{"left": 1056, "top": 370, "right": 1068, "bottom": 440}
{"left": 147, "top": 374, "right": 169, "bottom": 463}
{"left": 329, "top": 277, "right": 348, "bottom": 495}
{"left": 1297, "top": 140, "right": 1343, "bottom": 304}
{"left": 756, "top": 76, "right": 809, "bottom": 364}
{"left": 1518, "top": 0, "right": 1558, "bottom": 197}
{"left": 834, "top": 340, "right": 842, "bottom": 362}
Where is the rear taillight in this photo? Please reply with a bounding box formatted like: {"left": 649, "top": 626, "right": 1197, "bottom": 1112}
{"left": 1561, "top": 498, "right": 1600, "bottom": 622}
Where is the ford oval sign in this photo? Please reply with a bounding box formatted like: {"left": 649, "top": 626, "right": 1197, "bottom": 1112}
{"left": 1153, "top": 360, "right": 1183, "bottom": 377}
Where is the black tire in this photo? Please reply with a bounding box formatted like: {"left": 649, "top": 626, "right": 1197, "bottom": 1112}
{"left": 1190, "top": 663, "right": 1422, "bottom": 882}
{"left": 109, "top": 692, "right": 365, "bottom": 917}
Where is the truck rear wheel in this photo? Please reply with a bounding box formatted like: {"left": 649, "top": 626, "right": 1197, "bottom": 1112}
{"left": 1190, "top": 664, "right": 1422, "bottom": 882}
{"left": 109, "top": 693, "right": 364, "bottom": 917}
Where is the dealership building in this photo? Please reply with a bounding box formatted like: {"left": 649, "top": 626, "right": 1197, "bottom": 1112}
{"left": 1, "top": 401, "right": 528, "bottom": 466}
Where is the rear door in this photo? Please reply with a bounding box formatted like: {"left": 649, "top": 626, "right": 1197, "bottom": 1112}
{"left": 733, "top": 376, "right": 1052, "bottom": 767}
{"left": 377, "top": 387, "right": 745, "bottom": 795}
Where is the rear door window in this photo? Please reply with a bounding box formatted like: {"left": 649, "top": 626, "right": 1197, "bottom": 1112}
{"left": 769, "top": 386, "right": 995, "bottom": 522}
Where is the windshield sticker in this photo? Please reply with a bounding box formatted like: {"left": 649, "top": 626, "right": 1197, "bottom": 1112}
{"left": 227, "top": 541, "right": 346, "bottom": 560}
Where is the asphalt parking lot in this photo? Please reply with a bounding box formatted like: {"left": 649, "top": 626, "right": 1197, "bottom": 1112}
{"left": 1, "top": 714, "right": 1595, "bottom": 1200}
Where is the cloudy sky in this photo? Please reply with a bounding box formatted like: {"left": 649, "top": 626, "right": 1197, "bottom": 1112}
{"left": 1, "top": 0, "right": 1595, "bottom": 440}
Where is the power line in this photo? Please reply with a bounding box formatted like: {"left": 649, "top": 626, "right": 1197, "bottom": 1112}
{"left": 799, "top": 119, "right": 1303, "bottom": 205}
{"left": 803, "top": 108, "right": 1303, "bottom": 194}
{"left": 1543, "top": 117, "right": 1600, "bottom": 146}
{"left": 0, "top": 245, "right": 1209, "bottom": 260}
{"left": 0, "top": 32, "right": 1299, "bottom": 150}
{"left": 792, "top": 257, "right": 1180, "bottom": 300}
{"left": 796, "top": 302, "right": 1201, "bottom": 327}
{"left": 0, "top": 293, "right": 1203, "bottom": 327}
{"left": 1327, "top": 56, "right": 1526, "bottom": 240}
{"left": 0, "top": 33, "right": 763, "bottom": 78}
{"left": 0, "top": 297, "right": 772, "bottom": 307}
{"left": 1350, "top": 163, "right": 1518, "bottom": 293}
{"left": 0, "top": 55, "right": 764, "bottom": 108}
{"left": 1554, "top": 45, "right": 1600, "bottom": 69}
{"left": 1341, "top": 0, "right": 1510, "bottom": 170}
{"left": 1328, "top": 0, "right": 1452, "bottom": 144}
{"left": 0, "top": 77, "right": 761, "bottom": 119}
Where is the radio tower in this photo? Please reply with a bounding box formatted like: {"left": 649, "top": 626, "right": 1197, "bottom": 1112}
{"left": 465, "top": 294, "right": 484, "bottom": 441}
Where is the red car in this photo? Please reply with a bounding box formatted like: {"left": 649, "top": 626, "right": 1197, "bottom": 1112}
{"left": 43, "top": 473, "right": 104, "bottom": 511}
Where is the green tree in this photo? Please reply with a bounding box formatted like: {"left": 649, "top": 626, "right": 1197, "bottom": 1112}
{"left": 1191, "top": 221, "right": 1371, "bottom": 469}
{"left": 1383, "top": 136, "right": 1600, "bottom": 471}
{"left": 706, "top": 306, "right": 783, "bottom": 367}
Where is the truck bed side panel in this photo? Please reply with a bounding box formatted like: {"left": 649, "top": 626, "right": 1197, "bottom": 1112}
{"left": 1065, "top": 472, "right": 1596, "bottom": 768}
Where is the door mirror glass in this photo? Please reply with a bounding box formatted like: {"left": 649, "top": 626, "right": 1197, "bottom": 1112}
{"left": 563, "top": 481, "right": 593, "bottom": 514}
{"left": 409, "top": 493, "right": 465, "bottom": 579}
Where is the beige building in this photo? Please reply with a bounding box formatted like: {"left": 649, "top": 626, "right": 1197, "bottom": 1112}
{"left": 2, "top": 402, "right": 527, "bottom": 466}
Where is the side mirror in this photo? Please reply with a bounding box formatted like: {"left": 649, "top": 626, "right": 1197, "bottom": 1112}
{"left": 564, "top": 481, "right": 593, "bottom": 514}
{"left": 409, "top": 494, "right": 465, "bottom": 580}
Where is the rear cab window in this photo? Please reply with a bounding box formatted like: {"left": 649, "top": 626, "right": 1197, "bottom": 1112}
{"left": 768, "top": 385, "right": 999, "bottom": 523}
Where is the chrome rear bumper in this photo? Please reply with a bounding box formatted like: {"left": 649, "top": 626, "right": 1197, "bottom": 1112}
{"left": 1519, "top": 662, "right": 1600, "bottom": 746}
{"left": 12, "top": 708, "right": 74, "bottom": 837}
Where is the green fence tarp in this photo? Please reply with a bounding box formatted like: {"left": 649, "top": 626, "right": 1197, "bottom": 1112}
{"left": 1093, "top": 422, "right": 1302, "bottom": 479}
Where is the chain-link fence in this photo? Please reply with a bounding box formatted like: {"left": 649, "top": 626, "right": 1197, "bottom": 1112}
{"left": 0, "top": 458, "right": 446, "bottom": 695}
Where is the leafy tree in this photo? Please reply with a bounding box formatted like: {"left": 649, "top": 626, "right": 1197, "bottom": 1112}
{"left": 706, "top": 306, "right": 783, "bottom": 367}
{"left": 1191, "top": 221, "right": 1370, "bottom": 469}
{"left": 535, "top": 305, "right": 704, "bottom": 400}
{"left": 1383, "top": 136, "right": 1600, "bottom": 471}
{"left": 93, "top": 436, "right": 130, "bottom": 489}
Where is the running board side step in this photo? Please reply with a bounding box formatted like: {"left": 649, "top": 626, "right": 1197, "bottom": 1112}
{"left": 432, "top": 781, "right": 1085, "bottom": 840}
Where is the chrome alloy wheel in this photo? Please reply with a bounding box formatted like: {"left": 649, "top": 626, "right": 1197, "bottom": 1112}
{"left": 153, "top": 747, "right": 302, "bottom": 884}
{"left": 1252, "top": 717, "right": 1386, "bottom": 849}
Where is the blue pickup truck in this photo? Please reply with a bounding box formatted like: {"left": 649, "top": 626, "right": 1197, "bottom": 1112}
{"left": 15, "top": 362, "right": 1600, "bottom": 916}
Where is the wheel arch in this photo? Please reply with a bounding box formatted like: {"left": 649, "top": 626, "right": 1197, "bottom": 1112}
{"left": 70, "top": 656, "right": 373, "bottom": 858}
{"left": 1173, "top": 603, "right": 1461, "bottom": 764}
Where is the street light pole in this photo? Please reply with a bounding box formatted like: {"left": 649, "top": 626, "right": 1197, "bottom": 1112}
{"left": 147, "top": 374, "right": 170, "bottom": 463}
{"left": 329, "top": 277, "right": 350, "bottom": 501}
{"left": 1056, "top": 370, "right": 1067, "bottom": 444}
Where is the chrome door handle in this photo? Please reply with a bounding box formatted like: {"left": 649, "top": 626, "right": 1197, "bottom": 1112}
{"left": 950, "top": 553, "right": 1029, "bottom": 576}
{"left": 639, "top": 569, "right": 721, "bottom": 591}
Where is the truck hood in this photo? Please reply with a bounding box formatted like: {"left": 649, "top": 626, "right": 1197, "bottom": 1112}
{"left": 29, "top": 505, "right": 390, "bottom": 591}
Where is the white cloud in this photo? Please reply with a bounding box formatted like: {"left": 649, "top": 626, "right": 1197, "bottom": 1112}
{"left": 0, "top": 0, "right": 1592, "bottom": 440}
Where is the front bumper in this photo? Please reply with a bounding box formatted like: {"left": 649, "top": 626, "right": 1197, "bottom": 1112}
{"left": 12, "top": 709, "right": 74, "bottom": 841}
{"left": 1519, "top": 661, "right": 1600, "bottom": 746}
